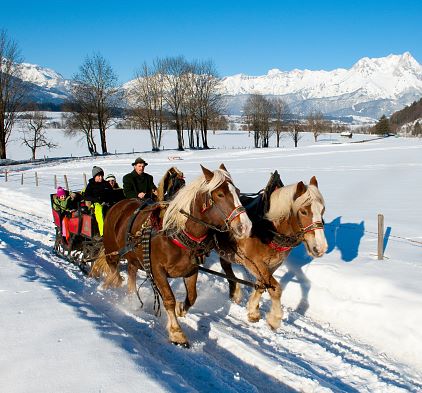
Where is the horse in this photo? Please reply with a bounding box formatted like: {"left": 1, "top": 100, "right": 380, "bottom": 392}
{"left": 91, "top": 164, "right": 253, "bottom": 346}
{"left": 217, "top": 175, "right": 327, "bottom": 330}
{"left": 156, "top": 166, "right": 185, "bottom": 201}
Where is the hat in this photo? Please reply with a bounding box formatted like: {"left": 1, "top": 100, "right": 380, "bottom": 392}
{"left": 105, "top": 174, "right": 116, "bottom": 181}
{"left": 56, "top": 187, "right": 66, "bottom": 197}
{"left": 92, "top": 166, "right": 104, "bottom": 178}
{"left": 132, "top": 157, "right": 148, "bottom": 166}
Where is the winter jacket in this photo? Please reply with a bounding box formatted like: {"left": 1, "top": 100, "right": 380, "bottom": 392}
{"left": 52, "top": 195, "right": 73, "bottom": 214}
{"left": 84, "top": 178, "right": 114, "bottom": 204}
{"left": 123, "top": 170, "right": 157, "bottom": 199}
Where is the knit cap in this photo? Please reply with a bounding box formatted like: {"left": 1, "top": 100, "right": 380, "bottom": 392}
{"left": 105, "top": 174, "right": 116, "bottom": 181}
{"left": 56, "top": 187, "right": 66, "bottom": 197}
{"left": 92, "top": 166, "right": 104, "bottom": 178}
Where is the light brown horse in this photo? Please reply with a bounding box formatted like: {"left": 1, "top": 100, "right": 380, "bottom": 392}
{"left": 217, "top": 176, "right": 327, "bottom": 330}
{"left": 91, "top": 164, "right": 252, "bottom": 346}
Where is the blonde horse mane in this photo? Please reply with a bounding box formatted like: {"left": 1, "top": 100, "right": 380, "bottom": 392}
{"left": 156, "top": 167, "right": 184, "bottom": 201}
{"left": 265, "top": 182, "right": 325, "bottom": 223}
{"left": 162, "top": 168, "right": 230, "bottom": 232}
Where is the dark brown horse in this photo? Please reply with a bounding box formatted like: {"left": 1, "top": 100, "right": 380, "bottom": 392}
{"left": 91, "top": 164, "right": 252, "bottom": 346}
{"left": 156, "top": 166, "right": 185, "bottom": 201}
{"left": 217, "top": 176, "right": 327, "bottom": 330}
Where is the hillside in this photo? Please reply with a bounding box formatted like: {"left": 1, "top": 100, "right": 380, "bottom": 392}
{"left": 389, "top": 97, "right": 422, "bottom": 133}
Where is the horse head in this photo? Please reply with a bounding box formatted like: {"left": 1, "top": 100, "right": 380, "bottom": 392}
{"left": 292, "top": 176, "right": 328, "bottom": 257}
{"left": 162, "top": 164, "right": 252, "bottom": 239}
{"left": 157, "top": 166, "right": 186, "bottom": 201}
{"left": 266, "top": 176, "right": 328, "bottom": 258}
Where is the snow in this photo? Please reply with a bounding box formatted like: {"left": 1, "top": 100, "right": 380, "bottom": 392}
{"left": 219, "top": 53, "right": 422, "bottom": 100}
{"left": 1, "top": 128, "right": 422, "bottom": 392}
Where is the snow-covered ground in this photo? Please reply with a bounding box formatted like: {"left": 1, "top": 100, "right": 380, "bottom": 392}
{"left": 1, "top": 128, "right": 421, "bottom": 392}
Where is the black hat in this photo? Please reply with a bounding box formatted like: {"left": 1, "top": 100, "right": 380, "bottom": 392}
{"left": 132, "top": 157, "right": 148, "bottom": 166}
{"left": 92, "top": 166, "right": 104, "bottom": 178}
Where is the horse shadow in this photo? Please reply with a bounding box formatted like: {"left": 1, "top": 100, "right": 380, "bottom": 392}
{"left": 280, "top": 216, "right": 365, "bottom": 317}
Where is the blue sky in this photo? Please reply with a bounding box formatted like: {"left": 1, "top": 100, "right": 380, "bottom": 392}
{"left": 2, "top": 0, "right": 421, "bottom": 82}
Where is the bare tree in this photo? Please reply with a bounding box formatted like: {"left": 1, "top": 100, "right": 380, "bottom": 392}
{"left": 129, "top": 61, "right": 166, "bottom": 151}
{"left": 62, "top": 102, "right": 98, "bottom": 156}
{"left": 0, "top": 30, "right": 27, "bottom": 159}
{"left": 193, "top": 60, "right": 222, "bottom": 149}
{"left": 159, "top": 56, "right": 190, "bottom": 150}
{"left": 288, "top": 120, "right": 303, "bottom": 148}
{"left": 243, "top": 94, "right": 274, "bottom": 148}
{"left": 21, "top": 109, "right": 57, "bottom": 160}
{"left": 306, "top": 110, "right": 326, "bottom": 142}
{"left": 72, "top": 53, "right": 119, "bottom": 154}
{"left": 271, "top": 97, "right": 289, "bottom": 147}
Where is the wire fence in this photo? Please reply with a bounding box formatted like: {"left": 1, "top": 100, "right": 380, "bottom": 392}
{"left": 2, "top": 168, "right": 422, "bottom": 250}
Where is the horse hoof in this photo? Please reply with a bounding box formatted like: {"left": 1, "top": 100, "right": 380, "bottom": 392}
{"left": 248, "top": 314, "right": 261, "bottom": 323}
{"left": 172, "top": 341, "right": 190, "bottom": 349}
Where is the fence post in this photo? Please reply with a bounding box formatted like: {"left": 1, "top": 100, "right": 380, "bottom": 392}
{"left": 35, "top": 172, "right": 39, "bottom": 187}
{"left": 4, "top": 170, "right": 7, "bottom": 182}
{"left": 21, "top": 173, "right": 24, "bottom": 185}
{"left": 377, "top": 214, "right": 384, "bottom": 260}
{"left": 54, "top": 174, "right": 57, "bottom": 189}
{"left": 64, "top": 174, "right": 69, "bottom": 190}
{"left": 83, "top": 173, "right": 87, "bottom": 188}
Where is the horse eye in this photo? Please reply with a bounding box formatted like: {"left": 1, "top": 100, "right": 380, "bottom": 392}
{"left": 217, "top": 192, "right": 225, "bottom": 198}
{"left": 300, "top": 209, "right": 308, "bottom": 216}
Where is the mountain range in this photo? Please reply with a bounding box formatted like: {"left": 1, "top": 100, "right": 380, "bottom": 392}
{"left": 15, "top": 52, "right": 422, "bottom": 120}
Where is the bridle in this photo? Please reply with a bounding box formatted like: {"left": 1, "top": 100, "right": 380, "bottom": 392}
{"left": 180, "top": 181, "right": 247, "bottom": 233}
{"left": 301, "top": 221, "right": 324, "bottom": 233}
{"left": 267, "top": 214, "right": 325, "bottom": 253}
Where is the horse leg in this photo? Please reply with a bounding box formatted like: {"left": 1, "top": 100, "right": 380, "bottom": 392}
{"left": 127, "top": 258, "right": 140, "bottom": 294}
{"left": 265, "top": 276, "right": 283, "bottom": 330}
{"left": 220, "top": 258, "right": 242, "bottom": 304}
{"left": 175, "top": 272, "right": 198, "bottom": 317}
{"left": 154, "top": 267, "right": 189, "bottom": 346}
{"left": 103, "top": 252, "right": 123, "bottom": 288}
{"left": 247, "top": 284, "right": 265, "bottom": 322}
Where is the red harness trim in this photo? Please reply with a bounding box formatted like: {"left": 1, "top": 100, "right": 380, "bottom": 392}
{"left": 171, "top": 230, "right": 208, "bottom": 250}
{"left": 183, "top": 231, "right": 207, "bottom": 243}
{"left": 171, "top": 238, "right": 188, "bottom": 249}
{"left": 268, "top": 242, "right": 291, "bottom": 253}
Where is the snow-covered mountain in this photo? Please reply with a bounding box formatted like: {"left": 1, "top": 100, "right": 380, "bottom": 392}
{"left": 16, "top": 52, "right": 422, "bottom": 119}
{"left": 220, "top": 52, "right": 422, "bottom": 118}
{"left": 16, "top": 62, "right": 73, "bottom": 104}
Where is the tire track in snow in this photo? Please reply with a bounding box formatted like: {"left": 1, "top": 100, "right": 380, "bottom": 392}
{"left": 1, "top": 202, "right": 421, "bottom": 392}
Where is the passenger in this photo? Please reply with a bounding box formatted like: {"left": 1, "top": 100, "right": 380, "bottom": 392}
{"left": 105, "top": 173, "right": 125, "bottom": 205}
{"left": 105, "top": 174, "right": 120, "bottom": 189}
{"left": 53, "top": 186, "right": 77, "bottom": 240}
{"left": 84, "top": 166, "right": 114, "bottom": 236}
{"left": 123, "top": 157, "right": 158, "bottom": 201}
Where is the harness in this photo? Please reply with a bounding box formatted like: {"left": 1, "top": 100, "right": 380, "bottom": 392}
{"left": 116, "top": 199, "right": 162, "bottom": 315}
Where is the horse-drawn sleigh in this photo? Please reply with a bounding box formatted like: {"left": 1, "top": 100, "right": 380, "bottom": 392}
{"left": 51, "top": 164, "right": 327, "bottom": 346}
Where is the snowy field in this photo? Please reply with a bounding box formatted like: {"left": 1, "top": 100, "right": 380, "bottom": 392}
{"left": 1, "top": 125, "right": 422, "bottom": 392}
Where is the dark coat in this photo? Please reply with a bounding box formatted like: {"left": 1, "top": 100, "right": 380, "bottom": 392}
{"left": 123, "top": 170, "right": 157, "bottom": 199}
{"left": 84, "top": 178, "right": 114, "bottom": 204}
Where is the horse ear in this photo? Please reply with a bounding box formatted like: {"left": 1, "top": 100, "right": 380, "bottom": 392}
{"left": 310, "top": 176, "right": 318, "bottom": 188}
{"left": 219, "top": 163, "right": 228, "bottom": 172}
{"left": 201, "top": 165, "right": 214, "bottom": 183}
{"left": 294, "top": 181, "right": 306, "bottom": 200}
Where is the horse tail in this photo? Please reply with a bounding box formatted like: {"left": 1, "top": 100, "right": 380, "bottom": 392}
{"left": 90, "top": 247, "right": 110, "bottom": 279}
